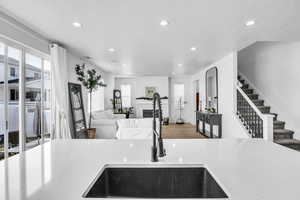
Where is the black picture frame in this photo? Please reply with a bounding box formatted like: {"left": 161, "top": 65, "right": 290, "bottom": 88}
{"left": 205, "top": 66, "right": 218, "bottom": 113}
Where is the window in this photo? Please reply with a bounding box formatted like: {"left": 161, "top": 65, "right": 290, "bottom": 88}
{"left": 121, "top": 84, "right": 131, "bottom": 108}
{"left": 43, "top": 60, "right": 51, "bottom": 139}
{"left": 34, "top": 72, "right": 40, "bottom": 79}
{"left": 174, "top": 83, "right": 185, "bottom": 108}
{"left": 10, "top": 89, "right": 19, "bottom": 101}
{"left": 10, "top": 67, "right": 16, "bottom": 77}
{"left": 90, "top": 87, "right": 104, "bottom": 112}
{"left": 8, "top": 46, "right": 21, "bottom": 155}
{"left": 25, "top": 53, "right": 42, "bottom": 150}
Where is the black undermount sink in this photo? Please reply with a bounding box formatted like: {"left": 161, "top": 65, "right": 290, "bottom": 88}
{"left": 83, "top": 165, "right": 228, "bottom": 198}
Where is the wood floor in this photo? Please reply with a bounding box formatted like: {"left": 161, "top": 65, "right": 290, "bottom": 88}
{"left": 162, "top": 123, "right": 206, "bottom": 139}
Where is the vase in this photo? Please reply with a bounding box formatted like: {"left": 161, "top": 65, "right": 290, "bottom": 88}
{"left": 87, "top": 128, "right": 96, "bottom": 139}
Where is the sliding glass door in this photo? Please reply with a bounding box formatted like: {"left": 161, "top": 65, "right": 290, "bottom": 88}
{"left": 0, "top": 39, "right": 51, "bottom": 160}
{"left": 0, "top": 42, "right": 6, "bottom": 160}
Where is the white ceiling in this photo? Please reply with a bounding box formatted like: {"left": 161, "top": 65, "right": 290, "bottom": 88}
{"left": 0, "top": 0, "right": 300, "bottom": 75}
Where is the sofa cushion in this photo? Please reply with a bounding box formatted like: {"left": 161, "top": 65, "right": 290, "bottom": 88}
{"left": 92, "top": 119, "right": 117, "bottom": 125}
{"left": 117, "top": 118, "right": 158, "bottom": 128}
{"left": 116, "top": 128, "right": 152, "bottom": 139}
{"left": 117, "top": 119, "right": 137, "bottom": 128}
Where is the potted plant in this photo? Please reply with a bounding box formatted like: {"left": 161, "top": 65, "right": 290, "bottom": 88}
{"left": 75, "top": 63, "right": 106, "bottom": 138}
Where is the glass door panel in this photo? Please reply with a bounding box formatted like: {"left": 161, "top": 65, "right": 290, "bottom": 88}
{"left": 7, "top": 46, "right": 21, "bottom": 155}
{"left": 174, "top": 84, "right": 185, "bottom": 122}
{"left": 0, "top": 42, "right": 5, "bottom": 160}
{"left": 25, "top": 53, "right": 42, "bottom": 149}
{"left": 43, "top": 59, "right": 51, "bottom": 139}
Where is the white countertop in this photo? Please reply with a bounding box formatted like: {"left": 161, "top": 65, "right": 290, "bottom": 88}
{"left": 1, "top": 139, "right": 300, "bottom": 200}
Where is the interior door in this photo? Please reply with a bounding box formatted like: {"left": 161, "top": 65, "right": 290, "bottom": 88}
{"left": 174, "top": 83, "right": 185, "bottom": 122}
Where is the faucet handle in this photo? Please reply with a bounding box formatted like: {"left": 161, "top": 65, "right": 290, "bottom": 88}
{"left": 159, "top": 148, "right": 166, "bottom": 157}
{"left": 158, "top": 138, "right": 166, "bottom": 157}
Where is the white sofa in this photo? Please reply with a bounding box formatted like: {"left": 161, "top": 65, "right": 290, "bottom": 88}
{"left": 116, "top": 118, "right": 158, "bottom": 139}
{"left": 91, "top": 110, "right": 125, "bottom": 139}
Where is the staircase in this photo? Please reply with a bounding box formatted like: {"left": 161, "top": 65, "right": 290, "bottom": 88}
{"left": 237, "top": 75, "right": 300, "bottom": 151}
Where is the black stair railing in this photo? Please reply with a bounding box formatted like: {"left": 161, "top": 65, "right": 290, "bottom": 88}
{"left": 237, "top": 89, "right": 263, "bottom": 138}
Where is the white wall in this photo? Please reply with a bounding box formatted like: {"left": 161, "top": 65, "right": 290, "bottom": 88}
{"left": 115, "top": 76, "right": 169, "bottom": 105}
{"left": 135, "top": 76, "right": 169, "bottom": 97}
{"left": 238, "top": 42, "right": 300, "bottom": 139}
{"left": 67, "top": 53, "right": 114, "bottom": 119}
{"left": 191, "top": 52, "right": 248, "bottom": 138}
{"left": 103, "top": 74, "right": 115, "bottom": 109}
{"left": 114, "top": 76, "right": 198, "bottom": 122}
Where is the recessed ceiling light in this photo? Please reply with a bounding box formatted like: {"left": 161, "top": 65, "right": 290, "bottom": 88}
{"left": 178, "top": 63, "right": 183, "bottom": 67}
{"left": 160, "top": 20, "right": 169, "bottom": 27}
{"left": 122, "top": 64, "right": 127, "bottom": 67}
{"left": 72, "top": 22, "right": 82, "bottom": 28}
{"left": 172, "top": 72, "right": 175, "bottom": 75}
{"left": 108, "top": 48, "right": 115, "bottom": 52}
{"left": 190, "top": 47, "right": 197, "bottom": 51}
{"left": 246, "top": 20, "right": 255, "bottom": 26}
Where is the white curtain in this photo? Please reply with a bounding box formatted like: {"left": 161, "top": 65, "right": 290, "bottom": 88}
{"left": 50, "top": 44, "right": 72, "bottom": 139}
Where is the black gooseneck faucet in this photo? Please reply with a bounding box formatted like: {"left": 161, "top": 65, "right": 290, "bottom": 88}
{"left": 151, "top": 92, "right": 166, "bottom": 162}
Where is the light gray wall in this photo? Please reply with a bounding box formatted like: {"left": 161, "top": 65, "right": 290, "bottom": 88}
{"left": 115, "top": 76, "right": 195, "bottom": 123}
{"left": 238, "top": 42, "right": 300, "bottom": 139}
{"left": 192, "top": 52, "right": 249, "bottom": 138}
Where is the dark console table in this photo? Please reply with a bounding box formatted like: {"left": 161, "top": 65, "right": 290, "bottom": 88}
{"left": 196, "top": 111, "right": 222, "bottom": 138}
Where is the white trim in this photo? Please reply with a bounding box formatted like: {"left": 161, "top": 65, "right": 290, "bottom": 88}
{"left": 0, "top": 9, "right": 49, "bottom": 45}
{"left": 236, "top": 86, "right": 265, "bottom": 119}
{"left": 4, "top": 45, "right": 8, "bottom": 158}
{"left": 41, "top": 59, "right": 45, "bottom": 143}
{"left": 0, "top": 35, "right": 50, "bottom": 60}
{"left": 263, "top": 115, "right": 274, "bottom": 141}
{"left": 236, "top": 84, "right": 273, "bottom": 141}
{"left": 19, "top": 48, "right": 26, "bottom": 152}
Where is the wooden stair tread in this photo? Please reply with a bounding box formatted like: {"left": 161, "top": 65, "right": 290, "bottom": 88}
{"left": 273, "top": 120, "right": 284, "bottom": 124}
{"left": 273, "top": 129, "right": 294, "bottom": 134}
{"left": 269, "top": 112, "right": 278, "bottom": 116}
{"left": 274, "top": 139, "right": 300, "bottom": 145}
{"left": 273, "top": 120, "right": 285, "bottom": 125}
{"left": 252, "top": 99, "right": 264, "bottom": 102}
{"left": 257, "top": 105, "right": 270, "bottom": 108}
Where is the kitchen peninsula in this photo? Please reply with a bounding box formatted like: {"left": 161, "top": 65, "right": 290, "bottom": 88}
{"left": 1, "top": 139, "right": 300, "bottom": 200}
